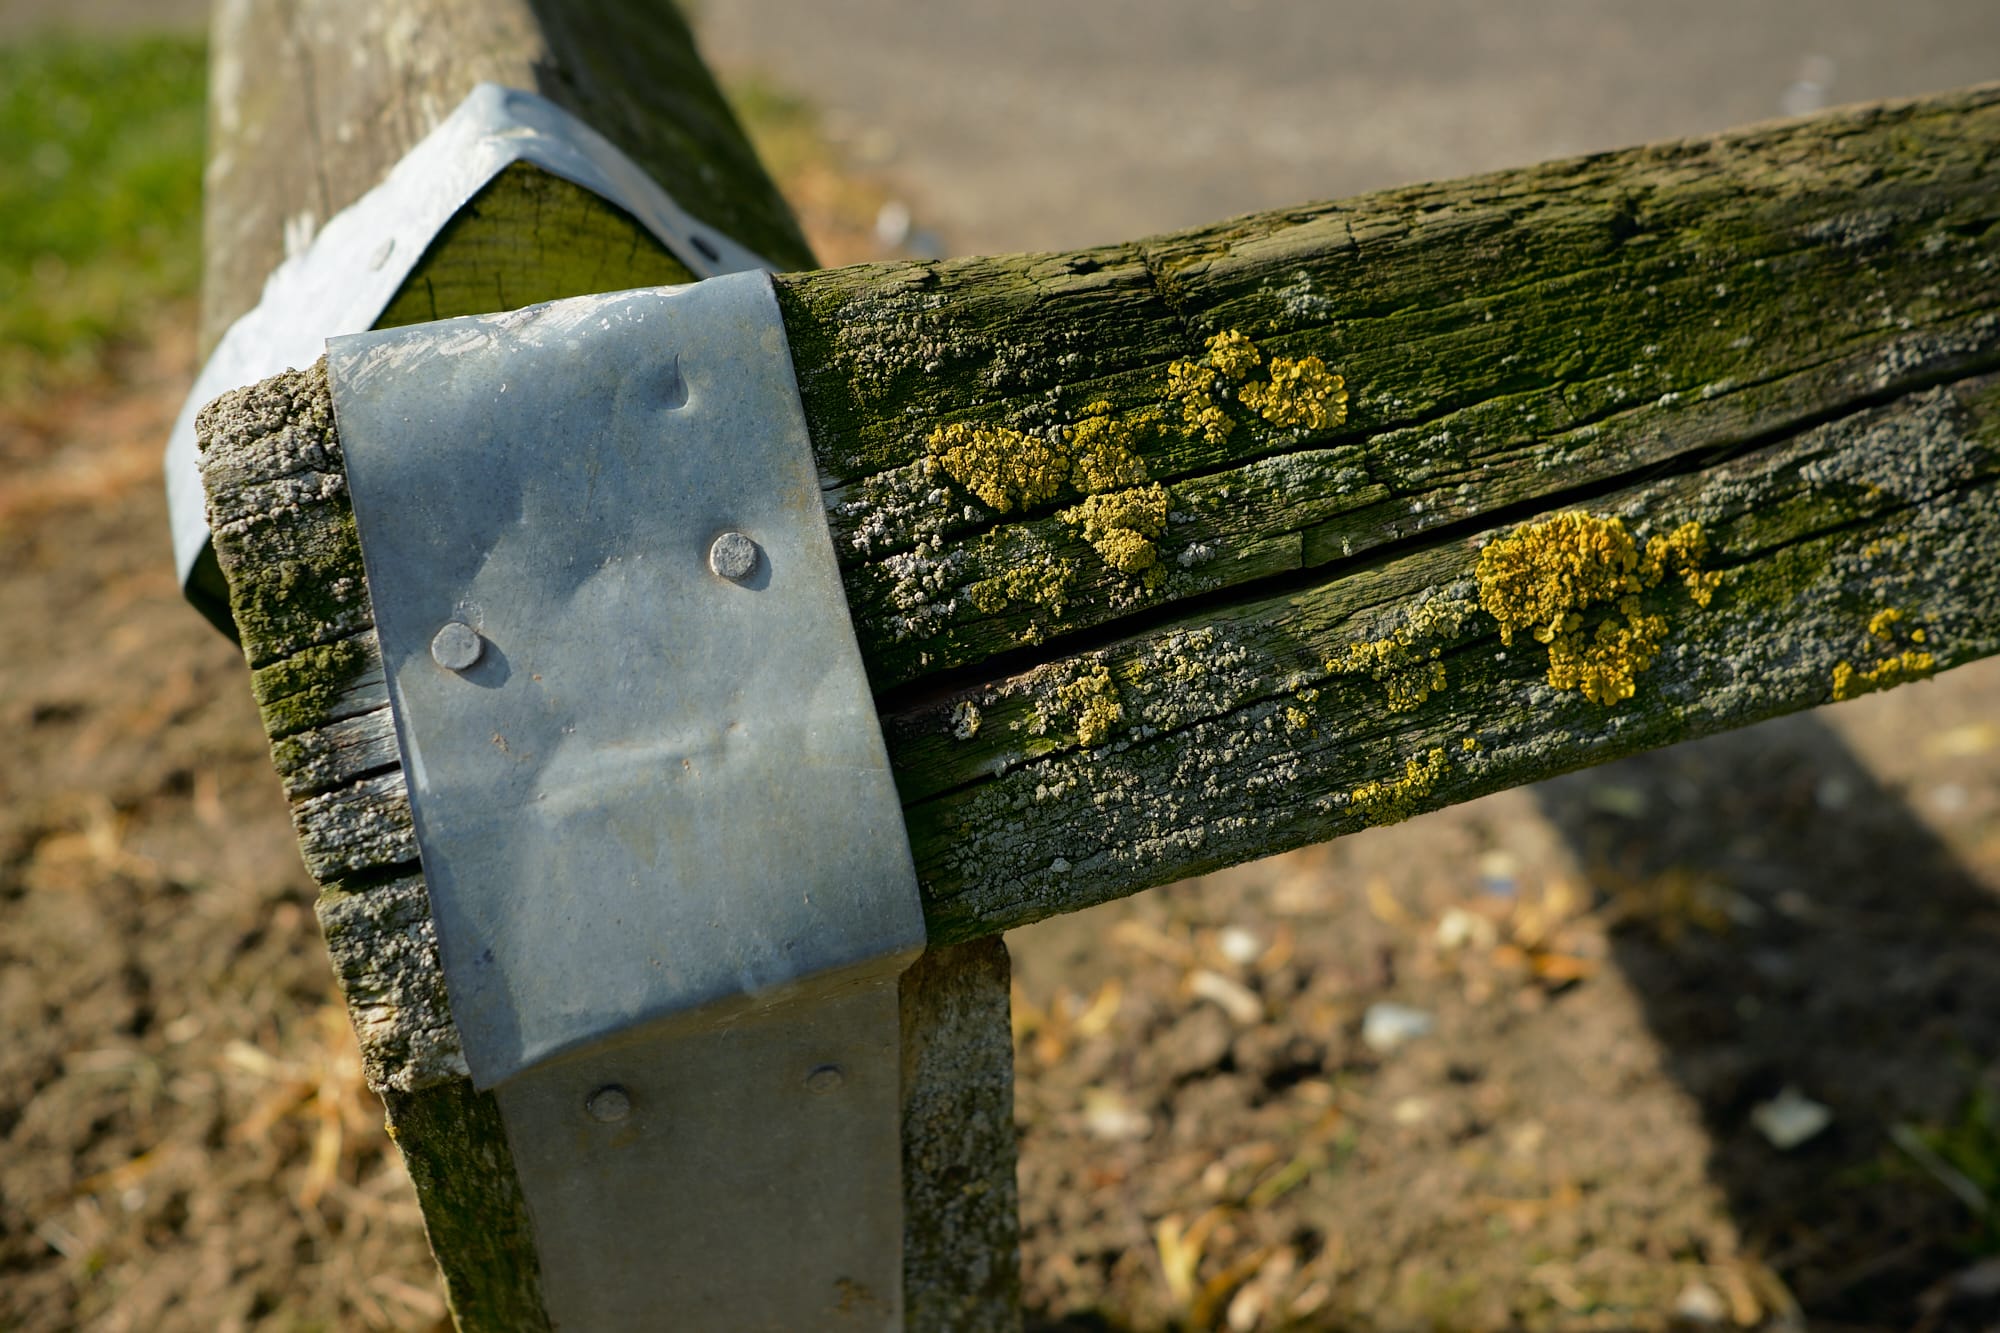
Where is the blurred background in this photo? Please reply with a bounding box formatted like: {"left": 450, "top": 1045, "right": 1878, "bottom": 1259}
{"left": 3, "top": 3, "right": 1999, "bottom": 1329}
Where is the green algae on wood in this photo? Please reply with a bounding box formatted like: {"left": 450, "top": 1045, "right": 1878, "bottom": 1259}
{"left": 374, "top": 163, "right": 698, "bottom": 330}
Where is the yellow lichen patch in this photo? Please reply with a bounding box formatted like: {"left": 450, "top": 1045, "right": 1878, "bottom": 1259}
{"left": 1205, "top": 329, "right": 1262, "bottom": 382}
{"left": 1239, "top": 354, "right": 1347, "bottom": 433}
{"left": 1833, "top": 609, "right": 1936, "bottom": 701}
{"left": 1067, "top": 400, "right": 1157, "bottom": 494}
{"left": 926, "top": 421, "right": 1070, "bottom": 512}
{"left": 1867, "top": 607, "right": 1904, "bottom": 640}
{"left": 1545, "top": 610, "right": 1668, "bottom": 706}
{"left": 1650, "top": 521, "right": 1721, "bottom": 607}
{"left": 1166, "top": 329, "right": 1348, "bottom": 446}
{"left": 1325, "top": 596, "right": 1473, "bottom": 713}
{"left": 1349, "top": 746, "right": 1449, "bottom": 826}
{"left": 1284, "top": 705, "right": 1313, "bottom": 734}
{"left": 1166, "top": 356, "right": 1231, "bottom": 446}
{"left": 1032, "top": 663, "right": 1124, "bottom": 748}
{"left": 928, "top": 400, "right": 1168, "bottom": 586}
{"left": 1476, "top": 513, "right": 1717, "bottom": 707}
{"left": 1460, "top": 736, "right": 1480, "bottom": 752}
{"left": 1061, "top": 484, "right": 1170, "bottom": 579}
{"left": 1832, "top": 650, "right": 1936, "bottom": 701}
{"left": 966, "top": 556, "right": 1076, "bottom": 635}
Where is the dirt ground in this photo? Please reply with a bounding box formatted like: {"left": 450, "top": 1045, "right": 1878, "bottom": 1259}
{"left": 6, "top": 15, "right": 2000, "bottom": 1333}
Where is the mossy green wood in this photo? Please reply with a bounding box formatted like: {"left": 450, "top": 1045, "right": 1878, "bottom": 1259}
{"left": 210, "top": 83, "right": 2000, "bottom": 948}
{"left": 200, "top": 4, "right": 1017, "bottom": 1330}
{"left": 779, "top": 86, "right": 2000, "bottom": 692}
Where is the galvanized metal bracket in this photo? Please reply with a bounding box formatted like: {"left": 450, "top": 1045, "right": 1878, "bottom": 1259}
{"left": 326, "top": 271, "right": 925, "bottom": 1330}
{"left": 165, "top": 82, "right": 772, "bottom": 634}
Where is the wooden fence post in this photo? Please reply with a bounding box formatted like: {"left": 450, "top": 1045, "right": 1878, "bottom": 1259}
{"left": 196, "top": 3, "right": 1018, "bottom": 1327}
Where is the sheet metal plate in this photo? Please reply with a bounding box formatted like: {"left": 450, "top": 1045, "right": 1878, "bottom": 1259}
{"left": 166, "top": 81, "right": 771, "bottom": 630}
{"left": 326, "top": 271, "right": 925, "bottom": 1088}
{"left": 496, "top": 980, "right": 908, "bottom": 1330}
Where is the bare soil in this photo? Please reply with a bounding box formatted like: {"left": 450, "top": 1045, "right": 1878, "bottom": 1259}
{"left": 0, "top": 321, "right": 446, "bottom": 1331}
{"left": 1011, "top": 692, "right": 2000, "bottom": 1330}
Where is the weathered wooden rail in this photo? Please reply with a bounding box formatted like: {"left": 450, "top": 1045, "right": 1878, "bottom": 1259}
{"left": 189, "top": 1, "right": 2000, "bottom": 1327}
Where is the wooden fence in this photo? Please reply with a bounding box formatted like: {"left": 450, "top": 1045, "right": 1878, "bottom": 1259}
{"left": 189, "top": 2, "right": 2000, "bottom": 1327}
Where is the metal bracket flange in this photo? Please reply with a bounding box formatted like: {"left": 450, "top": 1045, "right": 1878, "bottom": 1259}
{"left": 165, "top": 82, "right": 772, "bottom": 634}
{"left": 326, "top": 271, "right": 925, "bottom": 1330}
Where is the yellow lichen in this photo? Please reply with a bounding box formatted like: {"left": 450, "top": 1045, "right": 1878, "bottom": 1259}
{"left": 1166, "top": 356, "right": 1231, "bottom": 445}
{"left": 965, "top": 556, "right": 1075, "bottom": 628}
{"left": 1205, "top": 329, "right": 1262, "bottom": 382}
{"left": 928, "top": 329, "right": 1350, "bottom": 599}
{"left": 1460, "top": 736, "right": 1480, "bottom": 752}
{"left": 1061, "top": 484, "right": 1170, "bottom": 578}
{"left": 1325, "top": 596, "right": 1473, "bottom": 713}
{"left": 926, "top": 400, "right": 1159, "bottom": 516}
{"left": 1867, "top": 607, "right": 1904, "bottom": 640}
{"left": 1476, "top": 513, "right": 1717, "bottom": 706}
{"left": 1349, "top": 747, "right": 1449, "bottom": 826}
{"left": 925, "top": 421, "right": 1070, "bottom": 512}
{"left": 1833, "top": 609, "right": 1937, "bottom": 701}
{"left": 1166, "top": 330, "right": 1348, "bottom": 447}
{"left": 1238, "top": 354, "right": 1347, "bottom": 433}
{"left": 1544, "top": 610, "right": 1668, "bottom": 706}
{"left": 1068, "top": 401, "right": 1158, "bottom": 493}
{"left": 1284, "top": 705, "right": 1313, "bottom": 733}
{"left": 949, "top": 700, "right": 982, "bottom": 741}
{"left": 1033, "top": 664, "right": 1124, "bottom": 747}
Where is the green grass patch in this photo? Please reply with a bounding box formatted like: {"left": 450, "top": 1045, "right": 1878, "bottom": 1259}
{"left": 0, "top": 32, "right": 205, "bottom": 391}
{"left": 1894, "top": 1082, "right": 2000, "bottom": 1253}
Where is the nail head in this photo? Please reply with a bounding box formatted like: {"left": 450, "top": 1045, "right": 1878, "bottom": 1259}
{"left": 431, "top": 620, "right": 483, "bottom": 671}
{"left": 709, "top": 531, "right": 759, "bottom": 581}
{"left": 585, "top": 1085, "right": 632, "bottom": 1123}
{"left": 804, "top": 1064, "right": 845, "bottom": 1094}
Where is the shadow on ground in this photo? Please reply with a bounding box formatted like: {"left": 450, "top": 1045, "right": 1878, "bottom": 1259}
{"left": 1536, "top": 714, "right": 2000, "bottom": 1329}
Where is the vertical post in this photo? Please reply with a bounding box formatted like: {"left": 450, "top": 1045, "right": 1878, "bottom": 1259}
{"left": 195, "top": 3, "right": 1018, "bottom": 1327}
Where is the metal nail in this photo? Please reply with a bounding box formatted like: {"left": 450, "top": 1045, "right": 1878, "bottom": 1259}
{"left": 431, "top": 620, "right": 483, "bottom": 670}
{"left": 708, "top": 531, "right": 759, "bottom": 581}
{"left": 804, "top": 1064, "right": 845, "bottom": 1094}
{"left": 585, "top": 1085, "right": 633, "bottom": 1123}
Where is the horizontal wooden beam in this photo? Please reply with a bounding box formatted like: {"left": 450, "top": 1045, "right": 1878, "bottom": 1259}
{"left": 208, "top": 82, "right": 2000, "bottom": 950}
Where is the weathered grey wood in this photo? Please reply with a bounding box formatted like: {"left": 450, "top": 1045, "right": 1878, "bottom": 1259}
{"left": 209, "top": 83, "right": 2000, "bottom": 941}
{"left": 200, "top": 5, "right": 1019, "bottom": 1330}
{"left": 783, "top": 85, "right": 2000, "bottom": 691}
